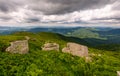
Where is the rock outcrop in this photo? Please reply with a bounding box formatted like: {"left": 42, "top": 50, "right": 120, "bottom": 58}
{"left": 42, "top": 43, "right": 59, "bottom": 51}
{"left": 6, "top": 40, "right": 29, "bottom": 54}
{"left": 117, "top": 71, "right": 120, "bottom": 76}
{"left": 62, "top": 42, "right": 88, "bottom": 57}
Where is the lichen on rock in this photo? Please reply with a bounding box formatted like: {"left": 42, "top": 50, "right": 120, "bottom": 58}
{"left": 62, "top": 42, "right": 88, "bottom": 57}
{"left": 6, "top": 40, "right": 29, "bottom": 54}
{"left": 42, "top": 43, "right": 59, "bottom": 51}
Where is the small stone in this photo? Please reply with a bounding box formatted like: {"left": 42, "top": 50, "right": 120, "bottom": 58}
{"left": 85, "top": 57, "right": 92, "bottom": 62}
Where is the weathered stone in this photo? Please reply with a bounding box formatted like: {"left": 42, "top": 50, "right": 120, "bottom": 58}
{"left": 6, "top": 40, "right": 29, "bottom": 54}
{"left": 62, "top": 42, "right": 88, "bottom": 57}
{"left": 42, "top": 43, "right": 59, "bottom": 51}
{"left": 117, "top": 71, "right": 120, "bottom": 76}
{"left": 85, "top": 57, "right": 92, "bottom": 62}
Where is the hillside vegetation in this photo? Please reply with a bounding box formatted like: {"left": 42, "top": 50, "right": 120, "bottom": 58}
{"left": 0, "top": 32, "right": 120, "bottom": 76}
{"left": 67, "top": 28, "right": 100, "bottom": 39}
{"left": 67, "top": 28, "right": 120, "bottom": 45}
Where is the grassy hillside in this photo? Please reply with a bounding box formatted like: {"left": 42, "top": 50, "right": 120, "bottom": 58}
{"left": 0, "top": 32, "right": 120, "bottom": 76}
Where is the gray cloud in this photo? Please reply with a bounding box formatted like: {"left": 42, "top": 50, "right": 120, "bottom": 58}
{"left": 91, "top": 17, "right": 120, "bottom": 25}
{"left": 28, "top": 0, "right": 115, "bottom": 15}
{"left": 93, "top": 17, "right": 120, "bottom": 21}
{"left": 0, "top": 16, "right": 12, "bottom": 21}
{"left": 0, "top": 0, "right": 119, "bottom": 26}
{"left": 92, "top": 11, "right": 120, "bottom": 21}
{"left": 24, "top": 17, "right": 40, "bottom": 23}
{"left": 112, "top": 0, "right": 120, "bottom": 10}
{"left": 0, "top": 0, "right": 116, "bottom": 15}
{"left": 0, "top": 0, "right": 23, "bottom": 13}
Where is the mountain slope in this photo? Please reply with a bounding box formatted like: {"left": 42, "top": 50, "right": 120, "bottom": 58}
{"left": 0, "top": 32, "right": 120, "bottom": 76}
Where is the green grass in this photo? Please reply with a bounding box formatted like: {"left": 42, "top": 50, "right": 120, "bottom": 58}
{"left": 0, "top": 35, "right": 25, "bottom": 52}
{"left": 0, "top": 32, "right": 120, "bottom": 76}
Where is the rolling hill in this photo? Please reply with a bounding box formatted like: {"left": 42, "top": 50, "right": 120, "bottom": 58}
{"left": 0, "top": 26, "right": 120, "bottom": 46}
{"left": 0, "top": 32, "right": 120, "bottom": 76}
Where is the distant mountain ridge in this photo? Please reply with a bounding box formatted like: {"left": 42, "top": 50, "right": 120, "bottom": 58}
{"left": 28, "top": 27, "right": 81, "bottom": 34}
{"left": 0, "top": 26, "right": 120, "bottom": 45}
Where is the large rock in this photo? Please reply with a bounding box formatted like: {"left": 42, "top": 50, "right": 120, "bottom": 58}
{"left": 62, "top": 42, "right": 88, "bottom": 57}
{"left": 42, "top": 43, "right": 59, "bottom": 51}
{"left": 6, "top": 40, "right": 29, "bottom": 54}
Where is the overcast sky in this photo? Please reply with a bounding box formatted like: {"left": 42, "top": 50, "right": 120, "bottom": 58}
{"left": 0, "top": 0, "right": 119, "bottom": 27}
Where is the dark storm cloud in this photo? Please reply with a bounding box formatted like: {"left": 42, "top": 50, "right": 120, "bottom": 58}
{"left": 114, "top": 18, "right": 120, "bottom": 20}
{"left": 0, "top": 0, "right": 23, "bottom": 13}
{"left": 92, "top": 17, "right": 120, "bottom": 24}
{"left": 0, "top": 0, "right": 116, "bottom": 15}
{"left": 25, "top": 18, "right": 40, "bottom": 23}
{"left": 29, "top": 0, "right": 115, "bottom": 15}
{"left": 93, "top": 17, "right": 120, "bottom": 21}
{"left": 0, "top": 0, "right": 119, "bottom": 25}
{"left": 0, "top": 16, "right": 12, "bottom": 21}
